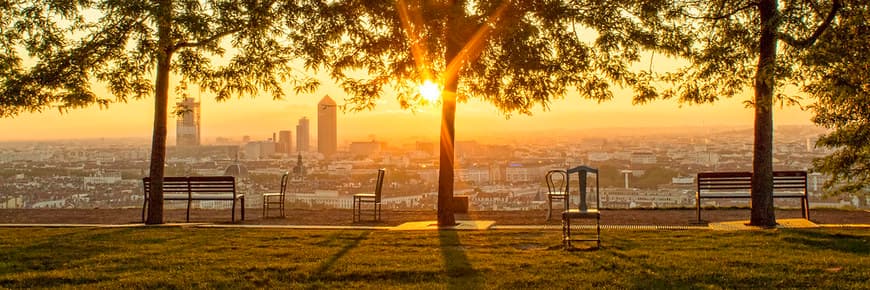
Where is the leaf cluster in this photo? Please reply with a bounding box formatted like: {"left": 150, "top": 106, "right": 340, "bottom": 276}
{"left": 1, "top": 0, "right": 318, "bottom": 118}
{"left": 300, "top": 0, "right": 694, "bottom": 115}
{"left": 803, "top": 1, "right": 870, "bottom": 196}
{"left": 649, "top": 0, "right": 842, "bottom": 108}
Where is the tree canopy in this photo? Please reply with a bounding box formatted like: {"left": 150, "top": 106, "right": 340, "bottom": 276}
{"left": 804, "top": 1, "right": 870, "bottom": 198}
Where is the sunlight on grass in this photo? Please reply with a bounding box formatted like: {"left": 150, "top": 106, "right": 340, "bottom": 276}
{"left": 0, "top": 228, "right": 867, "bottom": 288}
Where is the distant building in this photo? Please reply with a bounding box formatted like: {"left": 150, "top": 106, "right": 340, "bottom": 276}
{"left": 278, "top": 130, "right": 293, "bottom": 154}
{"left": 245, "top": 141, "right": 276, "bottom": 160}
{"left": 630, "top": 151, "right": 657, "bottom": 165}
{"left": 296, "top": 117, "right": 310, "bottom": 153}
{"left": 176, "top": 97, "right": 201, "bottom": 146}
{"left": 349, "top": 140, "right": 382, "bottom": 157}
{"left": 318, "top": 95, "right": 338, "bottom": 156}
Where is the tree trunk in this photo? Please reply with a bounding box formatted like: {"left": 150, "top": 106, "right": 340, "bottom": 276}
{"left": 146, "top": 0, "right": 173, "bottom": 225}
{"left": 437, "top": 81, "right": 457, "bottom": 227}
{"left": 750, "top": 0, "right": 778, "bottom": 227}
{"left": 436, "top": 2, "right": 464, "bottom": 227}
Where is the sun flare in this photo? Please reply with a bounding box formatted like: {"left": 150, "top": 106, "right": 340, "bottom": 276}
{"left": 418, "top": 80, "right": 441, "bottom": 102}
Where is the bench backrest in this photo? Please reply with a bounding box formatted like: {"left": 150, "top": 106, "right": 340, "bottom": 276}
{"left": 697, "top": 171, "right": 807, "bottom": 196}
{"left": 187, "top": 176, "right": 236, "bottom": 194}
{"left": 143, "top": 176, "right": 191, "bottom": 198}
{"left": 142, "top": 176, "right": 236, "bottom": 197}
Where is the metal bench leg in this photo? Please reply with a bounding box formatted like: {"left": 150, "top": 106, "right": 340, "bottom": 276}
{"left": 596, "top": 216, "right": 601, "bottom": 248}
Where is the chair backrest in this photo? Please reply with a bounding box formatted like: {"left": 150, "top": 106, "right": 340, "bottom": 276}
{"left": 545, "top": 170, "right": 568, "bottom": 194}
{"left": 374, "top": 168, "right": 385, "bottom": 202}
{"left": 565, "top": 166, "right": 600, "bottom": 212}
{"left": 279, "top": 172, "right": 290, "bottom": 194}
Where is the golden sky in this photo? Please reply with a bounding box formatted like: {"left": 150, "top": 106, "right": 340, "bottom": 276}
{"left": 0, "top": 79, "right": 814, "bottom": 143}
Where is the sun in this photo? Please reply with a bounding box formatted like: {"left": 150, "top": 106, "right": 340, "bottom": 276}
{"left": 418, "top": 80, "right": 441, "bottom": 102}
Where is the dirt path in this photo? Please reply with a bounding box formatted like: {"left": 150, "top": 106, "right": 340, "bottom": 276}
{"left": 1, "top": 208, "right": 867, "bottom": 226}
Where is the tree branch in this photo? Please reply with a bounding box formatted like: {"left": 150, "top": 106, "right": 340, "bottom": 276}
{"left": 778, "top": 0, "right": 843, "bottom": 49}
{"left": 172, "top": 28, "right": 243, "bottom": 52}
{"left": 682, "top": 2, "right": 758, "bottom": 20}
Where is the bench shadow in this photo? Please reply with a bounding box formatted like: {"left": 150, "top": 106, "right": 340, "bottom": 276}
{"left": 438, "top": 229, "right": 482, "bottom": 289}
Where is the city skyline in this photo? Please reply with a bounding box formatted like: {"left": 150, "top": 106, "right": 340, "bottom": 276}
{"left": 0, "top": 82, "right": 817, "bottom": 143}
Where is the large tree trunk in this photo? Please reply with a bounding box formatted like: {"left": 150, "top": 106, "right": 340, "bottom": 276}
{"left": 146, "top": 0, "right": 173, "bottom": 225}
{"left": 436, "top": 2, "right": 462, "bottom": 227}
{"left": 750, "top": 0, "right": 778, "bottom": 227}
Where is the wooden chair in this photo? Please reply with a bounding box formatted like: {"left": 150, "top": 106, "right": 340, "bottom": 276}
{"left": 353, "top": 169, "right": 385, "bottom": 222}
{"left": 561, "top": 165, "right": 601, "bottom": 250}
{"left": 545, "top": 169, "right": 569, "bottom": 220}
{"left": 262, "top": 172, "right": 289, "bottom": 218}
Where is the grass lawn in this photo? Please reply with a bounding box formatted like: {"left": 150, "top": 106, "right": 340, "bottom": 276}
{"left": 0, "top": 227, "right": 867, "bottom": 289}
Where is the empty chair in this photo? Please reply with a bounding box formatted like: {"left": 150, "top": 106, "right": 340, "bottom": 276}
{"left": 545, "top": 169, "right": 569, "bottom": 220}
{"left": 262, "top": 172, "right": 290, "bottom": 218}
{"left": 561, "top": 165, "right": 601, "bottom": 250}
{"left": 353, "top": 168, "right": 385, "bottom": 222}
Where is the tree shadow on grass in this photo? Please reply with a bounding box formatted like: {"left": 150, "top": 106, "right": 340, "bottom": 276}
{"left": 0, "top": 228, "right": 138, "bottom": 288}
{"left": 439, "top": 230, "right": 482, "bottom": 289}
{"left": 310, "top": 231, "right": 371, "bottom": 278}
{"left": 781, "top": 229, "right": 869, "bottom": 255}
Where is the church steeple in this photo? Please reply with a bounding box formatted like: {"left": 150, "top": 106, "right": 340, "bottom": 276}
{"left": 293, "top": 153, "right": 305, "bottom": 176}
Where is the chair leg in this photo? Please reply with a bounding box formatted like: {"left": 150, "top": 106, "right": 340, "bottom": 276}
{"left": 240, "top": 197, "right": 245, "bottom": 221}
{"left": 142, "top": 199, "right": 147, "bottom": 223}
{"left": 562, "top": 217, "right": 571, "bottom": 249}
{"left": 547, "top": 197, "right": 552, "bottom": 220}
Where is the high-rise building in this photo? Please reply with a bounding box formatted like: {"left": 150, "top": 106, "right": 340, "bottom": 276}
{"left": 296, "top": 117, "right": 310, "bottom": 153}
{"left": 176, "top": 97, "right": 201, "bottom": 146}
{"left": 317, "top": 95, "right": 338, "bottom": 156}
{"left": 278, "top": 130, "right": 293, "bottom": 154}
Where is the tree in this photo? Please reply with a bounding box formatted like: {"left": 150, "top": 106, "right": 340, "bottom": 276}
{"left": 804, "top": 1, "right": 870, "bottom": 201}
{"left": 1, "top": 1, "right": 317, "bottom": 224}
{"left": 303, "top": 0, "right": 691, "bottom": 226}
{"left": 638, "top": 0, "right": 842, "bottom": 227}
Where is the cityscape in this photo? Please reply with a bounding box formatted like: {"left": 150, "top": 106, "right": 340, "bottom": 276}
{"left": 1, "top": 96, "right": 861, "bottom": 211}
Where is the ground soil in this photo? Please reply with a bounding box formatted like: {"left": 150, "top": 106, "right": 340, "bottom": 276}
{"left": 1, "top": 208, "right": 867, "bottom": 227}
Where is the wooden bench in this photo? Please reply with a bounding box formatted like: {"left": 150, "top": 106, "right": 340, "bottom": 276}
{"left": 695, "top": 171, "right": 809, "bottom": 223}
{"left": 142, "top": 176, "right": 245, "bottom": 223}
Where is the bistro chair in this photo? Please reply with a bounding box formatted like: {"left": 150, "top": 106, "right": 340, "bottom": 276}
{"left": 353, "top": 168, "right": 385, "bottom": 222}
{"left": 262, "top": 172, "right": 289, "bottom": 218}
{"left": 545, "top": 169, "right": 569, "bottom": 220}
{"left": 562, "top": 165, "right": 601, "bottom": 250}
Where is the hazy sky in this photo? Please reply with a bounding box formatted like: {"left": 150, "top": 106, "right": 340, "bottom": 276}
{"left": 0, "top": 78, "right": 815, "bottom": 144}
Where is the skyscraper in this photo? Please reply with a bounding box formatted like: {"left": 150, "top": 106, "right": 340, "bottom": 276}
{"left": 317, "top": 95, "right": 338, "bottom": 156}
{"left": 176, "top": 97, "right": 201, "bottom": 146}
{"left": 296, "top": 117, "right": 310, "bottom": 153}
{"left": 278, "top": 130, "right": 293, "bottom": 154}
